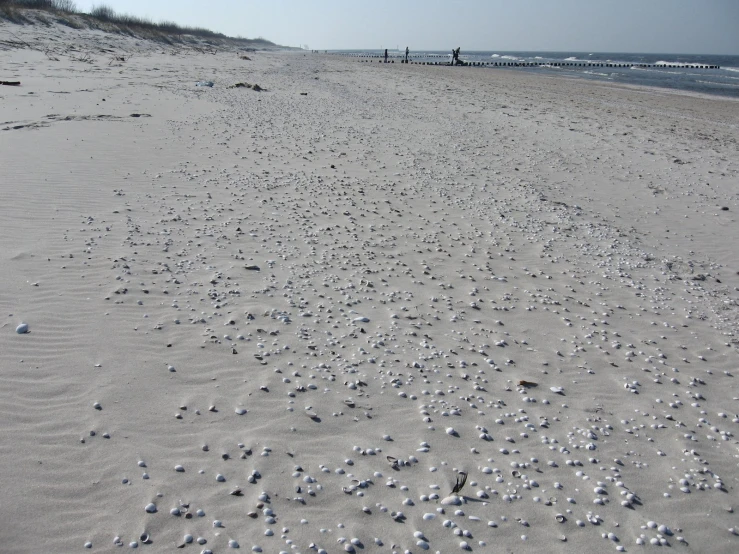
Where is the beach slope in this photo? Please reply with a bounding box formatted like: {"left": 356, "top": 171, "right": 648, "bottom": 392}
{"left": 1, "top": 21, "right": 739, "bottom": 553}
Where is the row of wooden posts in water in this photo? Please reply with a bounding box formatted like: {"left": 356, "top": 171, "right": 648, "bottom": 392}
{"left": 333, "top": 54, "right": 720, "bottom": 69}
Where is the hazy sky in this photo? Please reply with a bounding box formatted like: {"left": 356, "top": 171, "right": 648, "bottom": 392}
{"left": 74, "top": 0, "right": 738, "bottom": 54}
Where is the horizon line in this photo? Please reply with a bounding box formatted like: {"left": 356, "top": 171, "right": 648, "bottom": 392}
{"left": 317, "top": 48, "right": 737, "bottom": 56}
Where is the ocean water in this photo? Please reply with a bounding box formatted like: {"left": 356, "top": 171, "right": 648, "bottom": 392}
{"left": 333, "top": 50, "right": 739, "bottom": 99}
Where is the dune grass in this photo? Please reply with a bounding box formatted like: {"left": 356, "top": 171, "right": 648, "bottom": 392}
{"left": 1, "top": 0, "right": 76, "bottom": 17}
{"left": 0, "top": 0, "right": 276, "bottom": 46}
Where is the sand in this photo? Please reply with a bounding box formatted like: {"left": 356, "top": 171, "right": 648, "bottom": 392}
{"left": 2, "top": 18, "right": 739, "bottom": 554}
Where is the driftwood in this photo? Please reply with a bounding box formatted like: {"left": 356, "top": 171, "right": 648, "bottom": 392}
{"left": 228, "top": 83, "right": 264, "bottom": 92}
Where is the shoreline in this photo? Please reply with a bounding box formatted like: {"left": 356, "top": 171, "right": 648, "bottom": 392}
{"left": 326, "top": 51, "right": 739, "bottom": 101}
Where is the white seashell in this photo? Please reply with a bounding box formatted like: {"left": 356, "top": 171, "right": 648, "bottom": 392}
{"left": 145, "top": 503, "right": 157, "bottom": 513}
{"left": 440, "top": 495, "right": 462, "bottom": 506}
{"left": 235, "top": 408, "right": 247, "bottom": 415}
{"left": 228, "top": 540, "right": 239, "bottom": 548}
{"left": 216, "top": 473, "right": 226, "bottom": 482}
{"left": 213, "top": 520, "right": 223, "bottom": 527}
{"left": 550, "top": 386, "right": 564, "bottom": 394}
{"left": 446, "top": 427, "right": 459, "bottom": 436}
{"left": 16, "top": 323, "right": 29, "bottom": 334}
{"left": 353, "top": 317, "right": 370, "bottom": 323}
{"left": 174, "top": 465, "right": 185, "bottom": 472}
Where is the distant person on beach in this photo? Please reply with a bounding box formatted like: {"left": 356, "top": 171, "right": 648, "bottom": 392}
{"left": 384, "top": 49, "right": 388, "bottom": 63}
{"left": 405, "top": 46, "right": 409, "bottom": 62}
{"left": 451, "top": 47, "right": 461, "bottom": 65}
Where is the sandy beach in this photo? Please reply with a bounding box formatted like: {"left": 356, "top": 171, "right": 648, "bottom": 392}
{"left": 2, "top": 18, "right": 739, "bottom": 554}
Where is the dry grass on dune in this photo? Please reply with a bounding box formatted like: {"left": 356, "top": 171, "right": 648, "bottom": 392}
{"left": 0, "top": 0, "right": 276, "bottom": 47}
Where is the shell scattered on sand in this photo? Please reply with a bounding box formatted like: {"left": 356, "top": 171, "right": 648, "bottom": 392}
{"left": 6, "top": 41, "right": 738, "bottom": 554}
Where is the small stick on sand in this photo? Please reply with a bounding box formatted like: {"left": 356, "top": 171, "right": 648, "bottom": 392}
{"left": 451, "top": 471, "right": 467, "bottom": 495}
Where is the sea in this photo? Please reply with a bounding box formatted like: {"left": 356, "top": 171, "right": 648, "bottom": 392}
{"left": 330, "top": 50, "right": 739, "bottom": 99}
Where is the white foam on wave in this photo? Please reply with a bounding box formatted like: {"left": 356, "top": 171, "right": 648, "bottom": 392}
{"left": 697, "top": 80, "right": 739, "bottom": 88}
{"left": 501, "top": 55, "right": 520, "bottom": 60}
{"left": 583, "top": 70, "right": 612, "bottom": 78}
{"left": 490, "top": 54, "right": 500, "bottom": 58}
{"left": 723, "top": 67, "right": 739, "bottom": 73}
{"left": 655, "top": 61, "right": 706, "bottom": 68}
{"left": 564, "top": 56, "right": 579, "bottom": 61}
{"left": 630, "top": 66, "right": 686, "bottom": 75}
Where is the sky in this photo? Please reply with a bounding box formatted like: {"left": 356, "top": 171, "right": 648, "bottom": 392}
{"left": 73, "top": 0, "right": 739, "bottom": 54}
